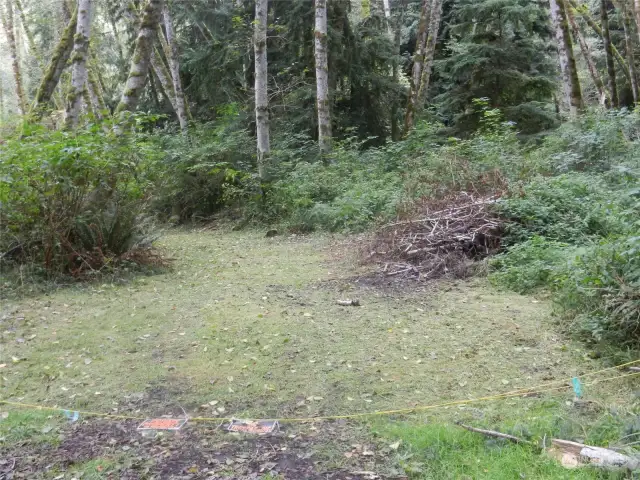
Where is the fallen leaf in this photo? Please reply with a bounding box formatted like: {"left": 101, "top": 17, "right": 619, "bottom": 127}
{"left": 84, "top": 358, "right": 92, "bottom": 365}
{"left": 0, "top": 364, "right": 6, "bottom": 369}
{"left": 389, "top": 440, "right": 401, "bottom": 450}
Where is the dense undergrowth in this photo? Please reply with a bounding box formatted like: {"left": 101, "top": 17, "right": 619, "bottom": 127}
{"left": 1, "top": 106, "right": 639, "bottom": 350}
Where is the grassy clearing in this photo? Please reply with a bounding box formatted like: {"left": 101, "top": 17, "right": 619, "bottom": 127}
{"left": 0, "top": 230, "right": 638, "bottom": 477}
{"left": 0, "top": 230, "right": 635, "bottom": 419}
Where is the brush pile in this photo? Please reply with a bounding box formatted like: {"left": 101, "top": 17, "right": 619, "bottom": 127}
{"left": 368, "top": 193, "right": 503, "bottom": 280}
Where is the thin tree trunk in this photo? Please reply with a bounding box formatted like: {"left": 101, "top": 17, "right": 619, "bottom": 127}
{"left": 621, "top": 0, "right": 639, "bottom": 102}
{"left": 162, "top": 4, "right": 188, "bottom": 132}
{"left": 150, "top": 46, "right": 178, "bottom": 112}
{"left": 635, "top": 0, "right": 640, "bottom": 42}
{"left": 254, "top": 0, "right": 269, "bottom": 179}
{"left": 417, "top": 0, "right": 443, "bottom": 107}
{"left": 391, "top": 0, "right": 406, "bottom": 141}
{"left": 115, "top": 0, "right": 164, "bottom": 114}
{"left": 550, "top": 0, "right": 584, "bottom": 116}
{"left": 599, "top": 0, "right": 621, "bottom": 105}
{"left": 315, "top": 0, "right": 332, "bottom": 155}
{"left": 1, "top": 0, "right": 27, "bottom": 115}
{"left": 567, "top": 6, "right": 607, "bottom": 105}
{"left": 568, "top": 0, "right": 630, "bottom": 81}
{"left": 382, "top": 0, "right": 392, "bottom": 37}
{"left": 14, "top": 0, "right": 40, "bottom": 64}
{"left": 33, "top": 8, "right": 77, "bottom": 112}
{"left": 404, "top": 0, "right": 431, "bottom": 134}
{"left": 65, "top": 0, "right": 92, "bottom": 129}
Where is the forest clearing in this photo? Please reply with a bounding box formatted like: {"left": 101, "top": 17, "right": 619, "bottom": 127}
{"left": 2, "top": 0, "right": 640, "bottom": 476}
{"left": 1, "top": 231, "right": 638, "bottom": 478}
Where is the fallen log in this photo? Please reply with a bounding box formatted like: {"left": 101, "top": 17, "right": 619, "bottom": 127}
{"left": 548, "top": 439, "right": 640, "bottom": 470}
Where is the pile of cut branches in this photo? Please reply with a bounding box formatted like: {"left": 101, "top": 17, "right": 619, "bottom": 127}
{"left": 367, "top": 193, "right": 502, "bottom": 280}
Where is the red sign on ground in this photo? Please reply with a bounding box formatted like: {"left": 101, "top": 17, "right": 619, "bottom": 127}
{"left": 137, "top": 418, "right": 188, "bottom": 431}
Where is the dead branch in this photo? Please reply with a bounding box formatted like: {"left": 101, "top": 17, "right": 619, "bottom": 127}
{"left": 456, "top": 422, "right": 531, "bottom": 445}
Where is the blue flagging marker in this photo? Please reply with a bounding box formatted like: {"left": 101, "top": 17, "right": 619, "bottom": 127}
{"left": 572, "top": 377, "right": 583, "bottom": 399}
{"left": 63, "top": 410, "right": 80, "bottom": 422}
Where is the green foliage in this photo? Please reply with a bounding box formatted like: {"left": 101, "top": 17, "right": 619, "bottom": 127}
{"left": 554, "top": 234, "right": 640, "bottom": 345}
{"left": 434, "top": 0, "right": 557, "bottom": 134}
{"left": 152, "top": 116, "right": 254, "bottom": 221}
{"left": 0, "top": 120, "right": 160, "bottom": 275}
{"left": 494, "top": 174, "right": 634, "bottom": 245}
{"left": 489, "top": 236, "right": 575, "bottom": 293}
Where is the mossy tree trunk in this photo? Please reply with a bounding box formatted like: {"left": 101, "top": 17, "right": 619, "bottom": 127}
{"left": 568, "top": 0, "right": 630, "bottom": 84}
{"left": 254, "top": 0, "right": 269, "bottom": 180}
{"left": 620, "top": 0, "right": 640, "bottom": 103}
{"left": 601, "top": 0, "right": 621, "bottom": 106}
{"left": 417, "top": 0, "right": 443, "bottom": 108}
{"left": 550, "top": 0, "right": 584, "bottom": 116}
{"left": 150, "top": 46, "right": 178, "bottom": 112}
{"left": 1, "top": 0, "right": 27, "bottom": 115}
{"left": 404, "top": 0, "right": 431, "bottom": 135}
{"left": 115, "top": 0, "right": 164, "bottom": 115}
{"left": 161, "top": 4, "right": 188, "bottom": 132}
{"left": 65, "top": 0, "right": 92, "bottom": 129}
{"left": 567, "top": 6, "right": 607, "bottom": 105}
{"left": 314, "top": 0, "right": 332, "bottom": 155}
{"left": 33, "top": 8, "right": 78, "bottom": 113}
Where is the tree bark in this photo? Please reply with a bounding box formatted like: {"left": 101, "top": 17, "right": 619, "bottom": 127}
{"left": 14, "top": 0, "right": 40, "bottom": 64}
{"left": 33, "top": 8, "right": 77, "bottom": 112}
{"left": 1, "top": 0, "right": 27, "bottom": 115}
{"left": 162, "top": 3, "right": 188, "bottom": 132}
{"left": 567, "top": 6, "right": 607, "bottom": 105}
{"left": 600, "top": 0, "right": 621, "bottom": 105}
{"left": 568, "top": 0, "right": 630, "bottom": 82}
{"left": 150, "top": 46, "right": 178, "bottom": 112}
{"left": 549, "top": 0, "right": 583, "bottom": 116}
{"left": 635, "top": 0, "right": 640, "bottom": 43}
{"left": 391, "top": 0, "right": 406, "bottom": 141}
{"left": 620, "top": 0, "right": 639, "bottom": 102}
{"left": 382, "top": 0, "right": 392, "bottom": 37}
{"left": 65, "top": 0, "right": 92, "bottom": 129}
{"left": 254, "top": 0, "right": 269, "bottom": 179}
{"left": 417, "top": 0, "right": 443, "bottom": 107}
{"left": 315, "top": 0, "right": 332, "bottom": 155}
{"left": 404, "top": 0, "right": 431, "bottom": 134}
{"left": 115, "top": 0, "right": 164, "bottom": 114}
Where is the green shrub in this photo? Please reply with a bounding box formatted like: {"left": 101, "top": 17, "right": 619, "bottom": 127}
{"left": 0, "top": 122, "right": 160, "bottom": 275}
{"left": 489, "top": 236, "right": 576, "bottom": 293}
{"left": 554, "top": 234, "right": 640, "bottom": 346}
{"left": 494, "top": 174, "right": 635, "bottom": 245}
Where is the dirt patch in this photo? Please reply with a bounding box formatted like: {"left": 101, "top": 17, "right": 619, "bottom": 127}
{"left": 1, "top": 418, "right": 399, "bottom": 479}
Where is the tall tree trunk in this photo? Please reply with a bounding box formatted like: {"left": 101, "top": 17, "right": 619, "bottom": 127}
{"left": 14, "top": 0, "right": 40, "bottom": 64}
{"left": 382, "top": 0, "right": 392, "bottom": 37}
{"left": 599, "top": 0, "right": 621, "bottom": 105}
{"left": 1, "top": 0, "right": 27, "bottom": 115}
{"left": 115, "top": 0, "right": 164, "bottom": 114}
{"left": 315, "top": 0, "right": 332, "bottom": 155}
{"left": 635, "top": 0, "right": 640, "bottom": 43}
{"left": 162, "top": 4, "right": 188, "bottom": 132}
{"left": 404, "top": 0, "right": 431, "bottom": 134}
{"left": 568, "top": 0, "right": 630, "bottom": 81}
{"left": 567, "top": 6, "right": 607, "bottom": 105}
{"left": 620, "top": 0, "right": 640, "bottom": 102}
{"left": 550, "top": 0, "right": 583, "bottom": 116}
{"left": 391, "top": 0, "right": 405, "bottom": 141}
{"left": 254, "top": 0, "right": 269, "bottom": 179}
{"left": 65, "top": 0, "right": 92, "bottom": 129}
{"left": 417, "top": 0, "right": 443, "bottom": 106}
{"left": 150, "top": 46, "right": 178, "bottom": 112}
{"left": 33, "top": 9, "right": 77, "bottom": 112}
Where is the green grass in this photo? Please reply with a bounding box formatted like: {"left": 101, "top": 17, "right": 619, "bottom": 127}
{"left": 0, "top": 410, "right": 62, "bottom": 448}
{"left": 375, "top": 421, "right": 628, "bottom": 479}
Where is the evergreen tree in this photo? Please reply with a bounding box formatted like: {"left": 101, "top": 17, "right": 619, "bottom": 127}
{"left": 435, "top": 0, "right": 558, "bottom": 133}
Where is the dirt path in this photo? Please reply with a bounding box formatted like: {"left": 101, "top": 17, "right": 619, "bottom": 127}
{"left": 0, "top": 230, "right": 628, "bottom": 478}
